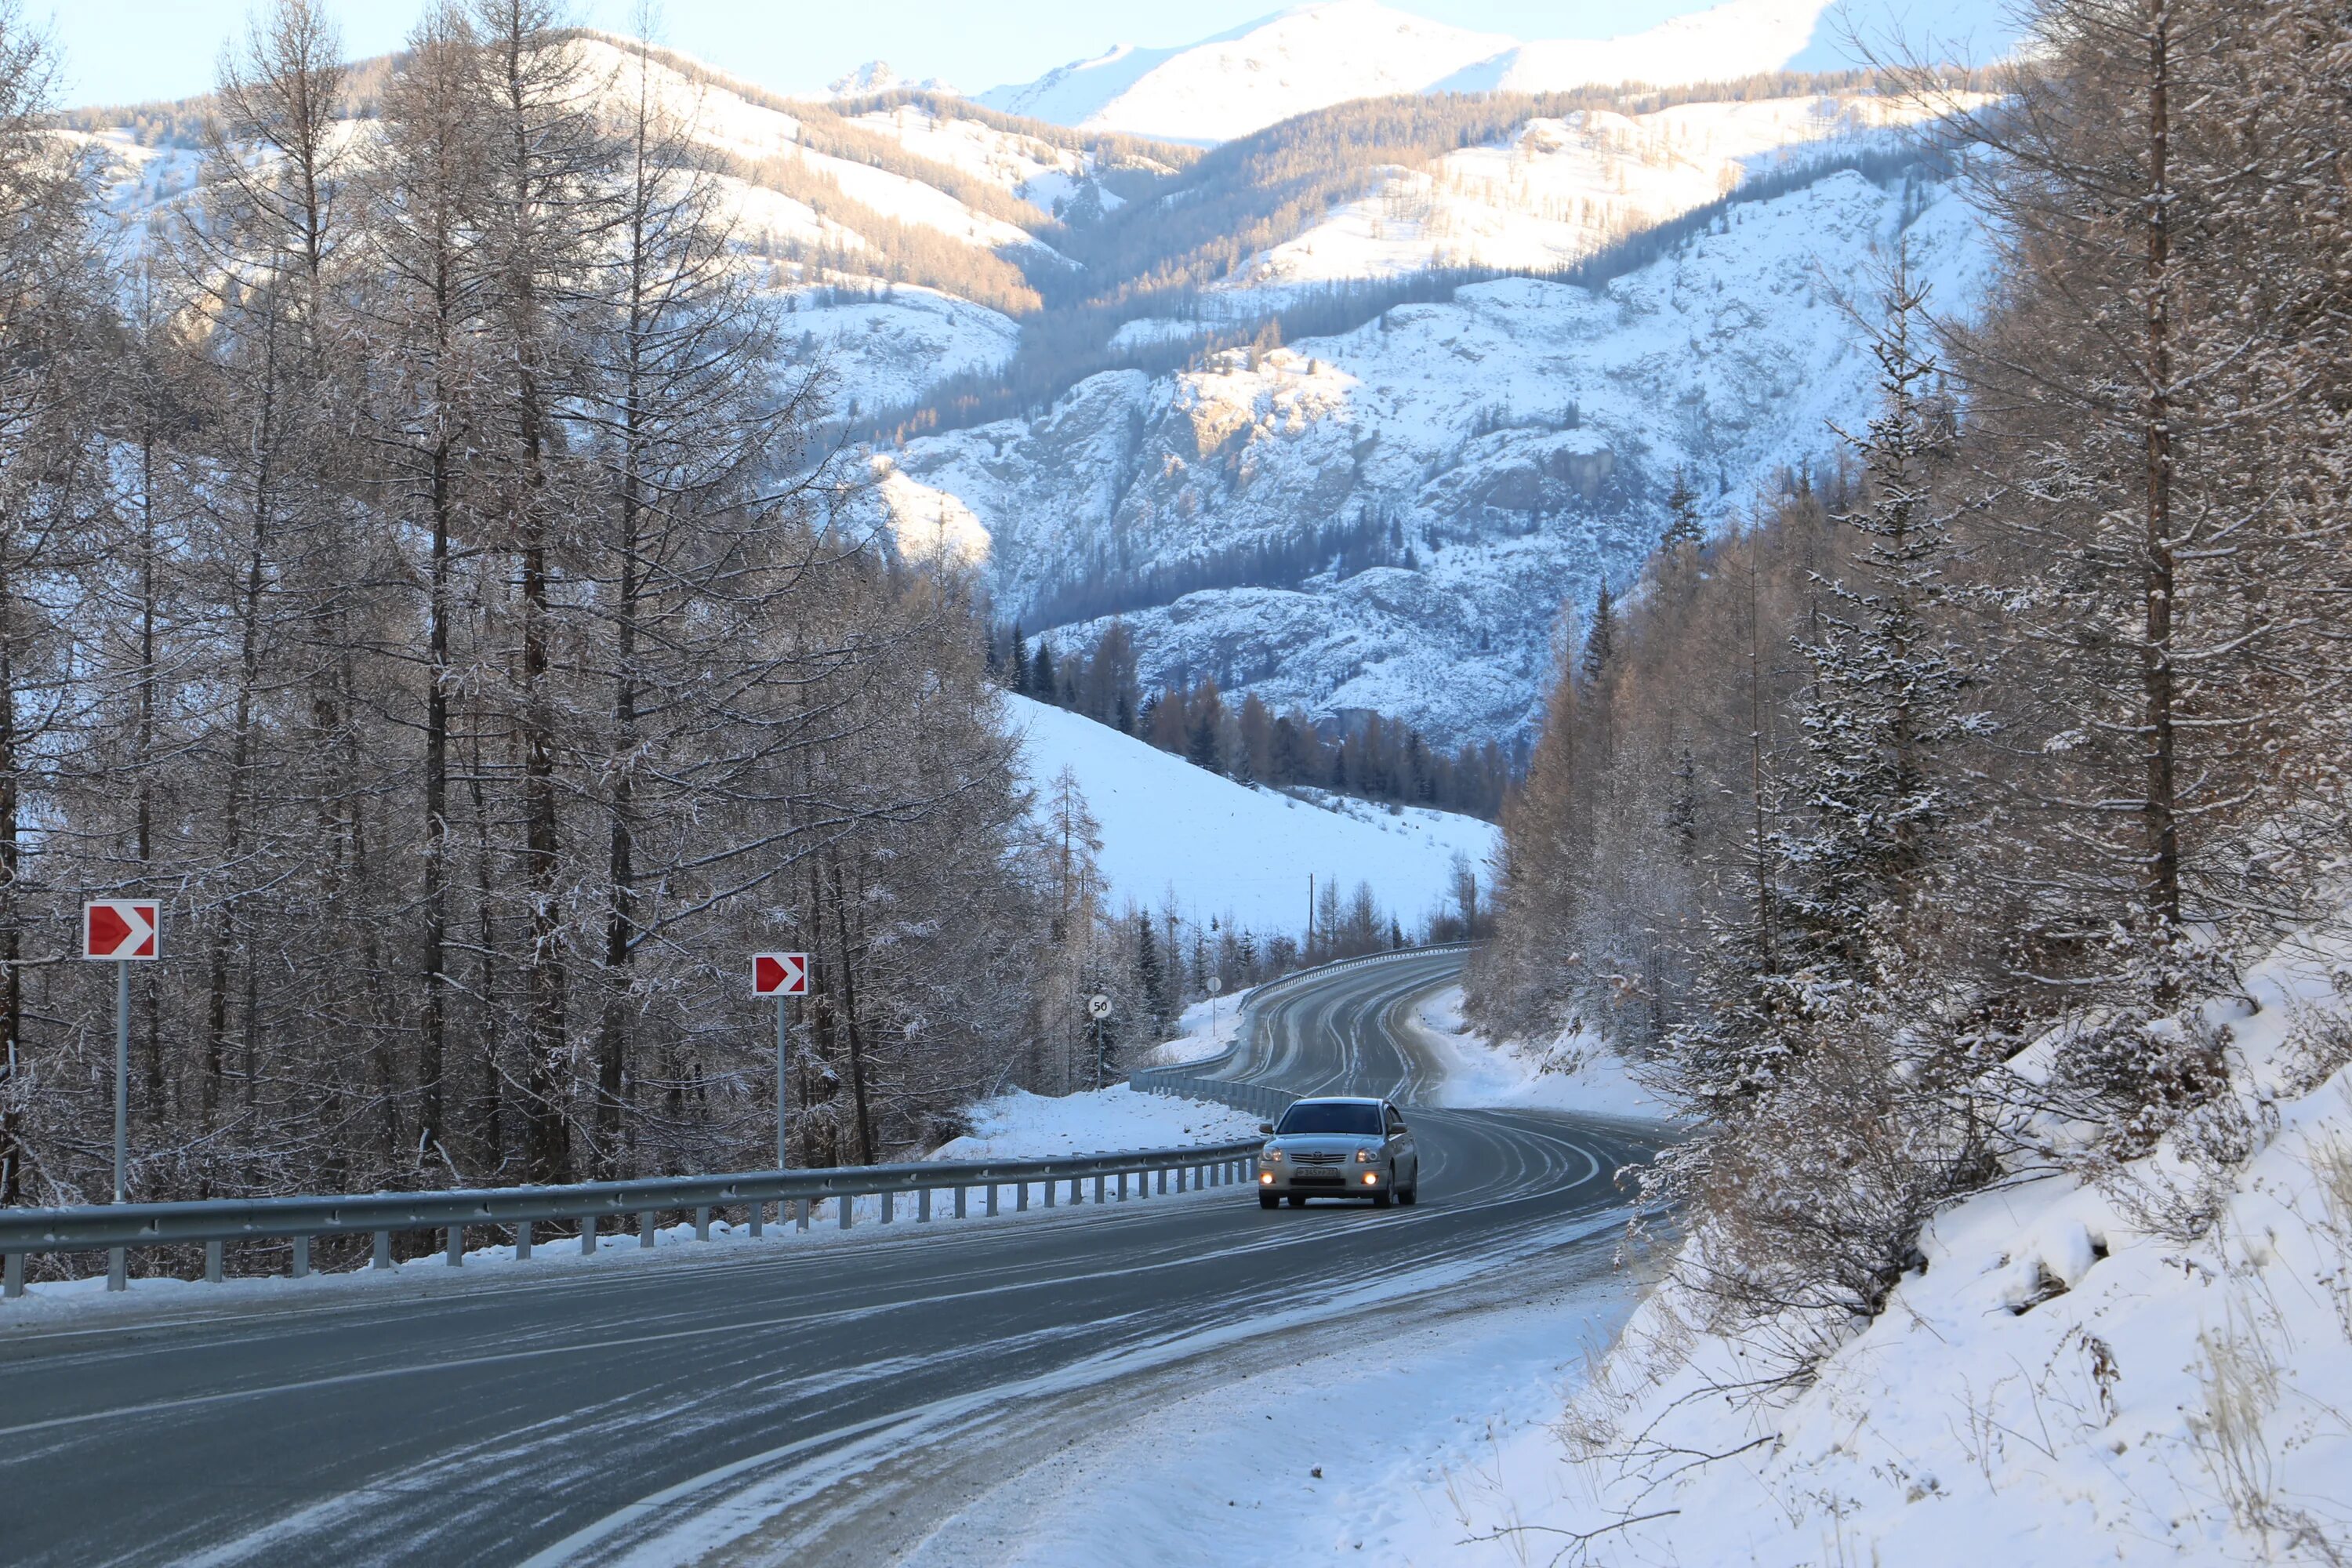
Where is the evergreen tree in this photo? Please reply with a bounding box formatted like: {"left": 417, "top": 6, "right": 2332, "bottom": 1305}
{"left": 1029, "top": 637, "right": 1056, "bottom": 704}
{"left": 1660, "top": 466, "right": 1704, "bottom": 554}
{"left": 1582, "top": 580, "right": 1617, "bottom": 684}
{"left": 1134, "top": 913, "right": 1168, "bottom": 1038}
{"left": 1778, "top": 254, "right": 1973, "bottom": 974}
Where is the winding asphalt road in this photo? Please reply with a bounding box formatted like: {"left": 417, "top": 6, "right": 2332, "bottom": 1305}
{"left": 0, "top": 948, "right": 1663, "bottom": 1566}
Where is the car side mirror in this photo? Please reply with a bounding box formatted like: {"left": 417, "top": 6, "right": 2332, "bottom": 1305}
{"left": 1258, "top": 1123, "right": 1274, "bottom": 1134}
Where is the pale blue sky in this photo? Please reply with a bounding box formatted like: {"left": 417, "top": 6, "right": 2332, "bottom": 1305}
{"left": 42, "top": 1, "right": 1711, "bottom": 109}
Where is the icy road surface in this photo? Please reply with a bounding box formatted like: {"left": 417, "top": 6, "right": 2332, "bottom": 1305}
{"left": 0, "top": 949, "right": 1662, "bottom": 1566}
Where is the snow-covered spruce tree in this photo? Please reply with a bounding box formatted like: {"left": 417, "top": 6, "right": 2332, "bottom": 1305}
{"left": 1776, "top": 252, "right": 1978, "bottom": 985}
{"left": 1653, "top": 265, "right": 1998, "bottom": 1361}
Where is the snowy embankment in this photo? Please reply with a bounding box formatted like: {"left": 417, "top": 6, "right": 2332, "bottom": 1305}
{"left": 1385, "top": 935, "right": 2352, "bottom": 1565}
{"left": 1406, "top": 984, "right": 1677, "bottom": 1120}
{"left": 1009, "top": 693, "right": 1495, "bottom": 937}
{"left": 930, "top": 1083, "right": 1258, "bottom": 1161}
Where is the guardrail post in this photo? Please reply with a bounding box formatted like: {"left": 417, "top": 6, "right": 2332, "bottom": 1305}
{"left": 695, "top": 1206, "right": 711, "bottom": 1242}
{"left": 443, "top": 1226, "right": 461, "bottom": 1267}
{"left": 1018, "top": 1181, "right": 1030, "bottom": 1212}
{"left": 514, "top": 1221, "right": 533, "bottom": 1261}
{"left": 1156, "top": 1167, "right": 1167, "bottom": 1196}
{"left": 292, "top": 1235, "right": 311, "bottom": 1279}
{"left": 579, "top": 1215, "right": 597, "bottom": 1256}
{"left": 795, "top": 1199, "right": 810, "bottom": 1232}
{"left": 880, "top": 1191, "right": 894, "bottom": 1225}
{"left": 1093, "top": 1174, "right": 1105, "bottom": 1204}
{"left": 205, "top": 1240, "right": 223, "bottom": 1283}
{"left": 917, "top": 1189, "right": 931, "bottom": 1223}
{"left": 986, "top": 1184, "right": 999, "bottom": 1217}
{"left": 2, "top": 1251, "right": 20, "bottom": 1298}
{"left": 108, "top": 1247, "right": 127, "bottom": 1291}
{"left": 1042, "top": 1178, "right": 1053, "bottom": 1209}
{"left": 1117, "top": 1171, "right": 1128, "bottom": 1201}
{"left": 640, "top": 1211, "right": 658, "bottom": 1248}
{"left": 372, "top": 1231, "right": 390, "bottom": 1270}
{"left": 954, "top": 1185, "right": 967, "bottom": 1219}
{"left": 749, "top": 1201, "right": 764, "bottom": 1239}
{"left": 839, "top": 1196, "right": 853, "bottom": 1230}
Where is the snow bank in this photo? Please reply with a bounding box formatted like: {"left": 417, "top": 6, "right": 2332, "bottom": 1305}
{"left": 1399, "top": 932, "right": 2352, "bottom": 1564}
{"left": 1133, "top": 986, "right": 1254, "bottom": 1070}
{"left": 1404, "top": 985, "right": 1679, "bottom": 1120}
{"left": 1009, "top": 694, "right": 1496, "bottom": 938}
{"left": 901, "top": 1286, "right": 1643, "bottom": 1565}
{"left": 930, "top": 1083, "right": 1258, "bottom": 1161}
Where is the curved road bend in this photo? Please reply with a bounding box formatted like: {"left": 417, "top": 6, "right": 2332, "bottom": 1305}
{"left": 0, "top": 949, "right": 1663, "bottom": 1567}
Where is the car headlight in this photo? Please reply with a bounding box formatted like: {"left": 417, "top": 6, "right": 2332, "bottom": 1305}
{"left": 1355, "top": 1147, "right": 1375, "bottom": 1163}
{"left": 1261, "top": 1146, "right": 1283, "bottom": 1161}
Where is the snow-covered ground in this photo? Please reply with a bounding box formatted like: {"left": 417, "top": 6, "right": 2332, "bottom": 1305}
{"left": 1009, "top": 693, "right": 1496, "bottom": 936}
{"left": 1365, "top": 933, "right": 2352, "bottom": 1566}
{"left": 931, "top": 1083, "right": 1258, "bottom": 1161}
{"left": 1408, "top": 984, "right": 1679, "bottom": 1120}
{"left": 1138, "top": 986, "right": 1254, "bottom": 1069}
{"left": 898, "top": 1280, "right": 1646, "bottom": 1566}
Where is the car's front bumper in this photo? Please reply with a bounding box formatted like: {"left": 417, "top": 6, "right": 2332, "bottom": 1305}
{"left": 1256, "top": 1161, "right": 1388, "bottom": 1197}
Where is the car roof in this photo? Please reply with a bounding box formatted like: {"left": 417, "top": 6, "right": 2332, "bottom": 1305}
{"left": 1288, "top": 1095, "right": 1386, "bottom": 1105}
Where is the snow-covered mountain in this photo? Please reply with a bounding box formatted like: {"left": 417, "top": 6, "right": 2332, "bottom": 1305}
{"left": 874, "top": 164, "right": 1991, "bottom": 750}
{"left": 981, "top": 0, "right": 2018, "bottom": 144}
{"left": 67, "top": 24, "right": 1996, "bottom": 755}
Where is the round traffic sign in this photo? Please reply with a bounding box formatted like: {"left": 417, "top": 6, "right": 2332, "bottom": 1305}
{"left": 1087, "top": 993, "right": 1112, "bottom": 1020}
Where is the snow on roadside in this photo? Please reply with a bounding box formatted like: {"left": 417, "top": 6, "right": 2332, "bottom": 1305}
{"left": 929, "top": 1083, "right": 1258, "bottom": 1161}
{"left": 898, "top": 1275, "right": 1645, "bottom": 1566}
{"left": 1136, "top": 986, "right": 1252, "bottom": 1069}
{"left": 1406, "top": 983, "right": 1679, "bottom": 1120}
{"left": 1396, "top": 933, "right": 2352, "bottom": 1566}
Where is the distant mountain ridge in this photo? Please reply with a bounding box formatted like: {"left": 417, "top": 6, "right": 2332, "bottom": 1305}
{"left": 978, "top": 0, "right": 2017, "bottom": 143}
{"left": 64, "top": 21, "right": 1996, "bottom": 757}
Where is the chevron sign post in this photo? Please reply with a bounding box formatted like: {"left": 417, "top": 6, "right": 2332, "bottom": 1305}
{"left": 85, "top": 901, "right": 161, "bottom": 1215}
{"left": 753, "top": 953, "right": 810, "bottom": 1169}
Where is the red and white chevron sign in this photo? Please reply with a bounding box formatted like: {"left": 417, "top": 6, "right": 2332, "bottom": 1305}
{"left": 85, "top": 901, "right": 160, "bottom": 961}
{"left": 752, "top": 952, "right": 809, "bottom": 996}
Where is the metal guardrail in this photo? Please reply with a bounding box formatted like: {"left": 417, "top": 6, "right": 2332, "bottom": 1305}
{"left": 0, "top": 1138, "right": 1265, "bottom": 1300}
{"left": 1142, "top": 1075, "right": 1298, "bottom": 1123}
{"left": 2, "top": 945, "right": 1478, "bottom": 1301}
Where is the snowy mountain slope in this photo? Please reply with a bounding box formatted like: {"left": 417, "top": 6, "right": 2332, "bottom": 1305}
{"left": 982, "top": 4, "right": 1518, "bottom": 145}
{"left": 1008, "top": 695, "right": 1494, "bottom": 936}
{"left": 1218, "top": 90, "right": 1980, "bottom": 294}
{"left": 782, "top": 287, "right": 1022, "bottom": 419}
{"left": 981, "top": 0, "right": 2019, "bottom": 145}
{"left": 848, "top": 104, "right": 1088, "bottom": 200}
{"left": 877, "top": 167, "right": 1992, "bottom": 748}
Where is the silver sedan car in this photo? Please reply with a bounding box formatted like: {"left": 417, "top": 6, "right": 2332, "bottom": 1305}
{"left": 1254, "top": 1096, "right": 1420, "bottom": 1208}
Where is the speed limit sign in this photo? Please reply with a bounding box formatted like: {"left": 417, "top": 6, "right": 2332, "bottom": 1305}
{"left": 1087, "top": 993, "right": 1112, "bottom": 1020}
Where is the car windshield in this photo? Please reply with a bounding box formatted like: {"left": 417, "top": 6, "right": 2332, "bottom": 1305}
{"left": 1276, "top": 1102, "right": 1383, "bottom": 1136}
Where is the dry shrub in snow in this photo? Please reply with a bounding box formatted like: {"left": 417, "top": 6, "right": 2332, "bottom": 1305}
{"left": 1644, "top": 1017, "right": 1994, "bottom": 1385}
